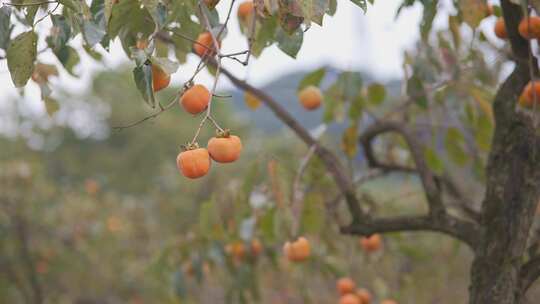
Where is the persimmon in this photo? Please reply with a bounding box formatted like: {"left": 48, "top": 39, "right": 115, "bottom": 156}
{"left": 298, "top": 85, "right": 323, "bottom": 110}
{"left": 36, "top": 260, "right": 49, "bottom": 274}
{"left": 176, "top": 146, "right": 211, "bottom": 179}
{"left": 283, "top": 236, "right": 311, "bottom": 262}
{"left": 339, "top": 294, "right": 361, "bottom": 304}
{"left": 136, "top": 39, "right": 148, "bottom": 50}
{"left": 360, "top": 234, "right": 382, "bottom": 253}
{"left": 251, "top": 238, "right": 263, "bottom": 256}
{"left": 356, "top": 288, "right": 372, "bottom": 304}
{"left": 380, "top": 300, "right": 398, "bottom": 304}
{"left": 226, "top": 241, "right": 246, "bottom": 260}
{"left": 207, "top": 131, "right": 242, "bottom": 163}
{"left": 193, "top": 32, "right": 221, "bottom": 57}
{"left": 337, "top": 277, "right": 356, "bottom": 295}
{"left": 494, "top": 18, "right": 507, "bottom": 39}
{"left": 519, "top": 16, "right": 540, "bottom": 40}
{"left": 152, "top": 64, "right": 170, "bottom": 92}
{"left": 180, "top": 84, "right": 211, "bottom": 114}
{"left": 85, "top": 178, "right": 100, "bottom": 195}
{"left": 519, "top": 81, "right": 540, "bottom": 108}
{"left": 237, "top": 1, "right": 254, "bottom": 19}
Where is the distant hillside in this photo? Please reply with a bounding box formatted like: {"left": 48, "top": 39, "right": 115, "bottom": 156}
{"left": 225, "top": 67, "right": 401, "bottom": 134}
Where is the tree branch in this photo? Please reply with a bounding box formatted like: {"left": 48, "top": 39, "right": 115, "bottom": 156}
{"left": 218, "top": 65, "right": 365, "bottom": 224}
{"left": 520, "top": 255, "right": 540, "bottom": 292}
{"left": 359, "top": 121, "right": 445, "bottom": 217}
{"left": 341, "top": 213, "right": 479, "bottom": 248}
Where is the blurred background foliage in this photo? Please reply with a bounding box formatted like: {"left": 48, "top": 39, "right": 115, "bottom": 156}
{"left": 4, "top": 57, "right": 537, "bottom": 303}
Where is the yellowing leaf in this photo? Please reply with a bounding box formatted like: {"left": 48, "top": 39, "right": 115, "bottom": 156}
{"left": 460, "top": 0, "right": 488, "bottom": 29}
{"left": 244, "top": 91, "right": 261, "bottom": 110}
{"left": 341, "top": 122, "right": 358, "bottom": 158}
{"left": 470, "top": 86, "right": 494, "bottom": 123}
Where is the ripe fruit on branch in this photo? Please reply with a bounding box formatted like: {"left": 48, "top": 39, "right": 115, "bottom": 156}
{"left": 181, "top": 84, "right": 211, "bottom": 114}
{"left": 152, "top": 64, "right": 170, "bottom": 92}
{"left": 283, "top": 236, "right": 311, "bottom": 262}
{"left": 298, "top": 85, "right": 323, "bottom": 110}
{"left": 356, "top": 288, "right": 372, "bottom": 304}
{"left": 494, "top": 18, "right": 507, "bottom": 39}
{"left": 519, "top": 81, "right": 540, "bottom": 108}
{"left": 226, "top": 241, "right": 246, "bottom": 260}
{"left": 337, "top": 277, "right": 356, "bottom": 295}
{"left": 251, "top": 238, "right": 263, "bottom": 256}
{"left": 193, "top": 32, "right": 221, "bottom": 57}
{"left": 237, "top": 1, "right": 254, "bottom": 20}
{"left": 136, "top": 39, "right": 148, "bottom": 50}
{"left": 519, "top": 16, "right": 540, "bottom": 40}
{"left": 207, "top": 130, "right": 242, "bottom": 163}
{"left": 360, "top": 234, "right": 382, "bottom": 253}
{"left": 177, "top": 145, "right": 211, "bottom": 179}
{"left": 339, "top": 294, "right": 361, "bottom": 304}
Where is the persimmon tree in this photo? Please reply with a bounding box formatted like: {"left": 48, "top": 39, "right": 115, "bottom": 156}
{"left": 1, "top": 0, "right": 540, "bottom": 303}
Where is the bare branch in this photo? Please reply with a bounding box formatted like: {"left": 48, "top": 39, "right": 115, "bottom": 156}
{"left": 359, "top": 121, "right": 445, "bottom": 216}
{"left": 218, "top": 65, "right": 365, "bottom": 223}
{"left": 341, "top": 213, "right": 479, "bottom": 248}
{"left": 520, "top": 255, "right": 540, "bottom": 292}
{"left": 3, "top": 1, "right": 56, "bottom": 6}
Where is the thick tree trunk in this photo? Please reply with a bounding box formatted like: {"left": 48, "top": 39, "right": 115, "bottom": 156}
{"left": 468, "top": 2, "right": 540, "bottom": 302}
{"left": 468, "top": 66, "right": 540, "bottom": 303}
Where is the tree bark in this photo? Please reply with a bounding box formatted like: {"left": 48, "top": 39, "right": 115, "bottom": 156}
{"left": 468, "top": 2, "right": 540, "bottom": 303}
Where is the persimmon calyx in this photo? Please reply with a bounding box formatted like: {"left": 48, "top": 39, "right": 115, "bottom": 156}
{"left": 182, "top": 142, "right": 200, "bottom": 151}
{"left": 216, "top": 129, "right": 231, "bottom": 138}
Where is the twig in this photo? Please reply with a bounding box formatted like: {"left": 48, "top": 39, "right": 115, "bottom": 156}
{"left": 290, "top": 145, "right": 316, "bottom": 237}
{"left": 114, "top": 59, "right": 207, "bottom": 130}
{"left": 2, "top": 0, "right": 56, "bottom": 6}
{"left": 33, "top": 1, "right": 59, "bottom": 27}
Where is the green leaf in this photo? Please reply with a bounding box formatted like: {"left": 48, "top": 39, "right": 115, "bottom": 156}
{"left": 24, "top": 5, "right": 38, "bottom": 26}
{"left": 296, "top": 0, "right": 328, "bottom": 25}
{"left": 424, "top": 146, "right": 444, "bottom": 174}
{"left": 350, "top": 0, "right": 368, "bottom": 12}
{"left": 48, "top": 15, "right": 72, "bottom": 50}
{"left": 259, "top": 208, "right": 276, "bottom": 242}
{"left": 276, "top": 27, "right": 303, "bottom": 58}
{"left": 475, "top": 113, "right": 493, "bottom": 152}
{"left": 420, "top": 0, "right": 437, "bottom": 41}
{"left": 43, "top": 96, "right": 60, "bottom": 117}
{"left": 133, "top": 62, "right": 156, "bottom": 108}
{"left": 59, "top": 0, "right": 82, "bottom": 13}
{"left": 407, "top": 74, "right": 428, "bottom": 108}
{"left": 348, "top": 94, "right": 364, "bottom": 120}
{"left": 327, "top": 0, "right": 337, "bottom": 15}
{"left": 82, "top": 20, "right": 106, "bottom": 47}
{"left": 151, "top": 57, "right": 179, "bottom": 74}
{"left": 0, "top": 7, "right": 13, "bottom": 50}
{"left": 341, "top": 121, "right": 358, "bottom": 158}
{"left": 251, "top": 16, "right": 277, "bottom": 57}
{"left": 445, "top": 127, "right": 469, "bottom": 166}
{"left": 7, "top": 31, "right": 37, "bottom": 88}
{"left": 367, "top": 83, "right": 386, "bottom": 105}
{"left": 460, "top": 0, "right": 488, "bottom": 29}
{"left": 108, "top": 0, "right": 154, "bottom": 39}
{"left": 300, "top": 193, "right": 324, "bottom": 234}
{"left": 298, "top": 67, "right": 326, "bottom": 91}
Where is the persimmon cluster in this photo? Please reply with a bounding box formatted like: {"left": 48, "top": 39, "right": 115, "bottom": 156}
{"left": 494, "top": 16, "right": 540, "bottom": 40}
{"left": 493, "top": 15, "right": 540, "bottom": 109}
{"left": 336, "top": 277, "right": 397, "bottom": 304}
